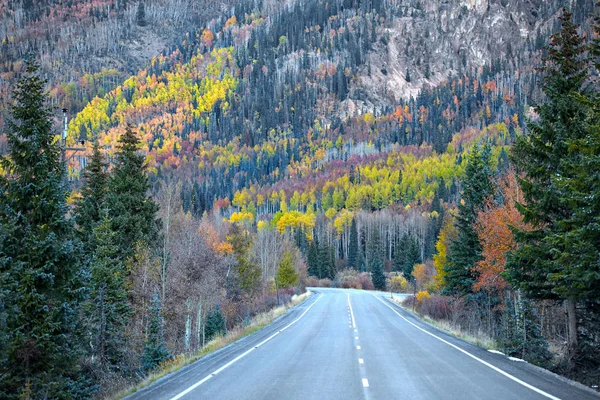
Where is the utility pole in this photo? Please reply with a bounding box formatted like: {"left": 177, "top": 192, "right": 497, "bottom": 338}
{"left": 60, "top": 108, "right": 85, "bottom": 165}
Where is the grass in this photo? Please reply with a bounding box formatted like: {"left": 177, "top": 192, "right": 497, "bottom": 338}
{"left": 388, "top": 296, "right": 499, "bottom": 351}
{"left": 108, "top": 291, "right": 312, "bottom": 400}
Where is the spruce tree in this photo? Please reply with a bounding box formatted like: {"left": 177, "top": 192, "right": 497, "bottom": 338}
{"left": 75, "top": 140, "right": 108, "bottom": 251}
{"left": 506, "top": 9, "right": 588, "bottom": 366}
{"left": 400, "top": 234, "right": 421, "bottom": 281}
{"left": 318, "top": 241, "right": 331, "bottom": 279}
{"left": 348, "top": 218, "right": 359, "bottom": 269}
{"left": 0, "top": 59, "right": 91, "bottom": 399}
{"left": 204, "top": 306, "right": 226, "bottom": 343}
{"left": 445, "top": 144, "right": 493, "bottom": 295}
{"left": 136, "top": 1, "right": 147, "bottom": 26}
{"left": 88, "top": 213, "right": 131, "bottom": 370}
{"left": 141, "top": 291, "right": 170, "bottom": 371}
{"left": 371, "top": 256, "right": 386, "bottom": 291}
{"left": 107, "top": 125, "right": 159, "bottom": 262}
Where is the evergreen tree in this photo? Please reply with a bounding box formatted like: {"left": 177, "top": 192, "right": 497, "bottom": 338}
{"left": 141, "top": 291, "right": 170, "bottom": 371}
{"left": 75, "top": 140, "right": 108, "bottom": 251}
{"left": 204, "top": 306, "right": 226, "bottom": 342}
{"left": 88, "top": 213, "right": 131, "bottom": 370}
{"left": 371, "top": 256, "right": 386, "bottom": 291}
{"left": 107, "top": 125, "right": 160, "bottom": 262}
{"left": 348, "top": 218, "right": 359, "bottom": 269}
{"left": 0, "top": 59, "right": 91, "bottom": 399}
{"left": 276, "top": 250, "right": 299, "bottom": 288}
{"left": 136, "top": 1, "right": 147, "bottom": 26}
{"left": 500, "top": 293, "right": 552, "bottom": 367}
{"left": 401, "top": 234, "right": 421, "bottom": 281}
{"left": 445, "top": 144, "right": 493, "bottom": 295}
{"left": 318, "top": 241, "right": 331, "bottom": 279}
{"left": 506, "top": 9, "right": 588, "bottom": 366}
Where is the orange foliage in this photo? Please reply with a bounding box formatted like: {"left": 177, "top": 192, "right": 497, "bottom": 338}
{"left": 201, "top": 29, "right": 215, "bottom": 47}
{"left": 474, "top": 172, "right": 531, "bottom": 293}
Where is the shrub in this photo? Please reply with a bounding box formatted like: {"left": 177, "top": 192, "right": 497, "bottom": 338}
{"left": 387, "top": 274, "right": 408, "bottom": 292}
{"left": 416, "top": 291, "right": 431, "bottom": 303}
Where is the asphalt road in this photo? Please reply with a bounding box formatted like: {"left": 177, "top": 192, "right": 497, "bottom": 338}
{"left": 126, "top": 288, "right": 599, "bottom": 400}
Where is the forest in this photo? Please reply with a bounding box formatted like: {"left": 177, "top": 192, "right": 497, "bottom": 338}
{"left": 0, "top": 0, "right": 599, "bottom": 398}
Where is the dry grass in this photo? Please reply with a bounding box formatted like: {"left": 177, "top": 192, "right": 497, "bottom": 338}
{"left": 108, "top": 292, "right": 312, "bottom": 400}
{"left": 389, "top": 296, "right": 498, "bottom": 351}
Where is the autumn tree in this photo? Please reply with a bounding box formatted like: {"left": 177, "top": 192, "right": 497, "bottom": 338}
{"left": 228, "top": 224, "right": 261, "bottom": 296}
{"left": 277, "top": 250, "right": 299, "bottom": 288}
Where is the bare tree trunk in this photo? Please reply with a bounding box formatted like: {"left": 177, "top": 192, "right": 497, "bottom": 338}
{"left": 566, "top": 298, "right": 578, "bottom": 370}
{"left": 196, "top": 298, "right": 203, "bottom": 350}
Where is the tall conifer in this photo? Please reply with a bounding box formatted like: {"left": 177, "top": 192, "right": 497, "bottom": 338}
{"left": 507, "top": 9, "right": 588, "bottom": 367}
{"left": 107, "top": 125, "right": 160, "bottom": 262}
{"left": 0, "top": 59, "right": 91, "bottom": 399}
{"left": 445, "top": 144, "right": 493, "bottom": 295}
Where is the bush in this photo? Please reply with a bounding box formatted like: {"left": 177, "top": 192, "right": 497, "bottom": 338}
{"left": 387, "top": 274, "right": 408, "bottom": 292}
{"left": 416, "top": 291, "right": 431, "bottom": 303}
{"left": 357, "top": 272, "right": 374, "bottom": 290}
{"left": 305, "top": 276, "right": 333, "bottom": 288}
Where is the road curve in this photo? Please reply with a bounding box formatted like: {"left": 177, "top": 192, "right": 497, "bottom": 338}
{"left": 125, "top": 288, "right": 599, "bottom": 400}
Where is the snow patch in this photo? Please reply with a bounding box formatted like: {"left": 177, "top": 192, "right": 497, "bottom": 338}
{"left": 508, "top": 356, "right": 527, "bottom": 362}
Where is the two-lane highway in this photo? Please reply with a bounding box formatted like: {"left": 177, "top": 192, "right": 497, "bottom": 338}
{"left": 126, "top": 289, "right": 599, "bottom": 400}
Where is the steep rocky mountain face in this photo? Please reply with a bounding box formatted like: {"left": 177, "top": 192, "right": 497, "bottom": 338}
{"left": 349, "top": 0, "right": 593, "bottom": 112}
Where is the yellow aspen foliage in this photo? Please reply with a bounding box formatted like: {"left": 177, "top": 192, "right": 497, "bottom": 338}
{"left": 433, "top": 213, "right": 457, "bottom": 291}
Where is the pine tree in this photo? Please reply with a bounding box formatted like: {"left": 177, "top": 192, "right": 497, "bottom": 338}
{"left": 506, "top": 9, "right": 588, "bottom": 366}
{"left": 0, "top": 59, "right": 91, "bottom": 399}
{"left": 318, "top": 241, "right": 331, "bottom": 279}
{"left": 445, "top": 144, "right": 493, "bottom": 295}
{"left": 204, "top": 306, "right": 226, "bottom": 343}
{"left": 399, "top": 234, "right": 421, "bottom": 281}
{"left": 75, "top": 140, "right": 108, "bottom": 251}
{"left": 136, "top": 1, "right": 147, "bottom": 26}
{"left": 107, "top": 125, "right": 159, "bottom": 263}
{"left": 276, "top": 250, "right": 299, "bottom": 288}
{"left": 348, "top": 218, "right": 359, "bottom": 269}
{"left": 88, "top": 213, "right": 131, "bottom": 370}
{"left": 371, "top": 256, "right": 386, "bottom": 291}
{"left": 141, "top": 291, "right": 170, "bottom": 371}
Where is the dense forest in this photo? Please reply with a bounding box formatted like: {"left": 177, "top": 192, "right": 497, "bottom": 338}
{"left": 0, "top": 0, "right": 600, "bottom": 398}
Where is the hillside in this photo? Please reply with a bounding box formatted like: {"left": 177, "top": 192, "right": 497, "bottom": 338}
{"left": 1, "top": 0, "right": 600, "bottom": 397}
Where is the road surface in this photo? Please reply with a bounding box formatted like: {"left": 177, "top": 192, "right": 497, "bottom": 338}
{"left": 126, "top": 288, "right": 599, "bottom": 400}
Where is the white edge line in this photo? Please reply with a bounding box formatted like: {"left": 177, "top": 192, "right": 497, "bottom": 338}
{"left": 372, "top": 295, "right": 561, "bottom": 400}
{"left": 169, "top": 293, "right": 323, "bottom": 400}
{"left": 347, "top": 293, "right": 356, "bottom": 329}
